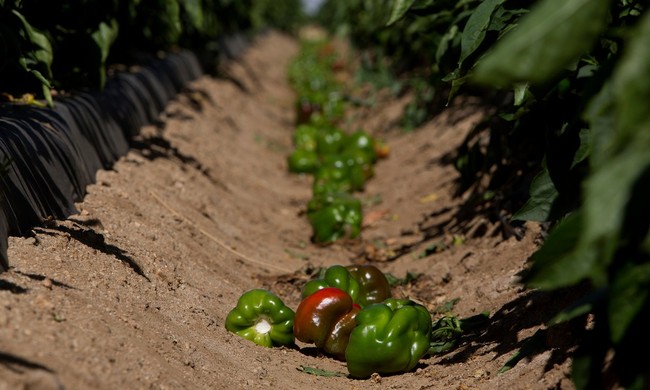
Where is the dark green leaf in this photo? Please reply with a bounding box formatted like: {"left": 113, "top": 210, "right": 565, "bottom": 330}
{"left": 459, "top": 0, "right": 505, "bottom": 67}
{"left": 385, "top": 271, "right": 421, "bottom": 286}
{"left": 524, "top": 211, "right": 603, "bottom": 289}
{"left": 547, "top": 288, "right": 606, "bottom": 326}
{"left": 608, "top": 263, "right": 650, "bottom": 343}
{"left": 499, "top": 330, "right": 546, "bottom": 374}
{"left": 387, "top": 0, "right": 416, "bottom": 26}
{"left": 582, "top": 151, "right": 650, "bottom": 267}
{"left": 584, "top": 81, "right": 616, "bottom": 169}
{"left": 473, "top": 0, "right": 612, "bottom": 87}
{"left": 297, "top": 365, "right": 346, "bottom": 377}
{"left": 436, "top": 25, "right": 459, "bottom": 64}
{"left": 572, "top": 128, "right": 591, "bottom": 168}
{"left": 612, "top": 10, "right": 650, "bottom": 150}
{"left": 433, "top": 298, "right": 460, "bottom": 314}
{"left": 178, "top": 0, "right": 204, "bottom": 31}
{"left": 512, "top": 168, "right": 559, "bottom": 222}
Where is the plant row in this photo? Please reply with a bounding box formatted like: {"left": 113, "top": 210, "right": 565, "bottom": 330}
{"left": 315, "top": 1, "right": 649, "bottom": 389}
{"left": 286, "top": 39, "right": 388, "bottom": 244}
{"left": 0, "top": 0, "right": 304, "bottom": 106}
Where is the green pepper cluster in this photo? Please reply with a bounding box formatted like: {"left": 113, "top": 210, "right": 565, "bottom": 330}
{"left": 225, "top": 264, "right": 437, "bottom": 379}
{"left": 287, "top": 40, "right": 388, "bottom": 244}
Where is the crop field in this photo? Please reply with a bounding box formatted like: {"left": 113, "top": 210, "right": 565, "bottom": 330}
{"left": 0, "top": 1, "right": 648, "bottom": 389}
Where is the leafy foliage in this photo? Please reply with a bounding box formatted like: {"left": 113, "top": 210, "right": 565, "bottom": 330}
{"left": 317, "top": 0, "right": 649, "bottom": 388}
{"left": 0, "top": 0, "right": 305, "bottom": 103}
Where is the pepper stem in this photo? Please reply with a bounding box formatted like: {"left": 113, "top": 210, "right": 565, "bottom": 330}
{"left": 254, "top": 317, "right": 272, "bottom": 334}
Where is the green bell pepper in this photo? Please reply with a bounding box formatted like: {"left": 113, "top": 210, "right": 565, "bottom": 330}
{"left": 293, "top": 287, "right": 361, "bottom": 360}
{"left": 342, "top": 130, "right": 378, "bottom": 164}
{"left": 312, "top": 154, "right": 370, "bottom": 196}
{"left": 288, "top": 149, "right": 320, "bottom": 174}
{"left": 292, "top": 124, "right": 319, "bottom": 152}
{"left": 345, "top": 298, "right": 433, "bottom": 378}
{"left": 316, "top": 126, "right": 347, "bottom": 155}
{"left": 302, "top": 264, "right": 391, "bottom": 307}
{"left": 225, "top": 289, "right": 295, "bottom": 348}
{"left": 302, "top": 265, "right": 361, "bottom": 302}
{"left": 307, "top": 192, "right": 362, "bottom": 243}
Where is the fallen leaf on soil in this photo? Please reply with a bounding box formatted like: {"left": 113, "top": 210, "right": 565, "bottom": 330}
{"left": 419, "top": 192, "right": 440, "bottom": 203}
{"left": 362, "top": 209, "right": 390, "bottom": 226}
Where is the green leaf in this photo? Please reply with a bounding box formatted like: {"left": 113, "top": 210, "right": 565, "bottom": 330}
{"left": 512, "top": 168, "right": 559, "bottom": 222}
{"left": 91, "top": 20, "right": 119, "bottom": 90}
{"left": 178, "top": 0, "right": 204, "bottom": 31}
{"left": 436, "top": 24, "right": 459, "bottom": 64}
{"left": 499, "top": 330, "right": 545, "bottom": 374}
{"left": 570, "top": 351, "right": 596, "bottom": 390}
{"left": 547, "top": 288, "right": 605, "bottom": 326}
{"left": 472, "top": 0, "right": 612, "bottom": 87}
{"left": 12, "top": 10, "right": 52, "bottom": 73}
{"left": 92, "top": 20, "right": 119, "bottom": 64}
{"left": 612, "top": 10, "right": 650, "bottom": 151}
{"left": 584, "top": 81, "right": 616, "bottom": 169}
{"left": 524, "top": 211, "right": 602, "bottom": 289}
{"left": 387, "top": 0, "right": 416, "bottom": 26}
{"left": 608, "top": 262, "right": 650, "bottom": 344}
{"left": 297, "top": 365, "right": 346, "bottom": 377}
{"left": 572, "top": 128, "right": 591, "bottom": 168}
{"left": 458, "top": 0, "right": 505, "bottom": 67}
{"left": 12, "top": 10, "right": 53, "bottom": 106}
{"left": 385, "top": 271, "right": 421, "bottom": 286}
{"left": 513, "top": 83, "right": 530, "bottom": 106}
{"left": 582, "top": 151, "right": 650, "bottom": 267}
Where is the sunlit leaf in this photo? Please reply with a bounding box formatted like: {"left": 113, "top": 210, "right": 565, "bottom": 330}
{"left": 459, "top": 0, "right": 505, "bottom": 67}
{"left": 387, "top": 0, "right": 416, "bottom": 26}
{"left": 91, "top": 20, "right": 119, "bottom": 90}
{"left": 472, "top": 0, "right": 611, "bottom": 87}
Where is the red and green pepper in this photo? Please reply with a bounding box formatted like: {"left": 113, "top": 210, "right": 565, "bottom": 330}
{"left": 302, "top": 264, "right": 391, "bottom": 307}
{"left": 293, "top": 287, "right": 361, "bottom": 360}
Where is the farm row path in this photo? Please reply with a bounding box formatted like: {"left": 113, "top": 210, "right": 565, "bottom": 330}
{"left": 0, "top": 31, "right": 573, "bottom": 389}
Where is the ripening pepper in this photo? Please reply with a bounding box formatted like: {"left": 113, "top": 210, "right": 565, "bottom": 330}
{"left": 346, "top": 264, "right": 392, "bottom": 307}
{"left": 307, "top": 192, "right": 362, "bottom": 243}
{"left": 302, "top": 264, "right": 391, "bottom": 308}
{"left": 293, "top": 287, "right": 361, "bottom": 360}
{"left": 345, "top": 298, "right": 433, "bottom": 378}
{"left": 302, "top": 265, "right": 361, "bottom": 303}
{"left": 225, "top": 289, "right": 295, "bottom": 348}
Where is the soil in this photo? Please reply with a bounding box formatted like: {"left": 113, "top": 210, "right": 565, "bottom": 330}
{"left": 0, "top": 31, "right": 576, "bottom": 390}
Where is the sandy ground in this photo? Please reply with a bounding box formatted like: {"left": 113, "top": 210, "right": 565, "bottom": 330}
{"left": 0, "top": 31, "right": 575, "bottom": 390}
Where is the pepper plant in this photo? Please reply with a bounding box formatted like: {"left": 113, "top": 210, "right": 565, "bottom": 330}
{"left": 316, "top": 0, "right": 649, "bottom": 388}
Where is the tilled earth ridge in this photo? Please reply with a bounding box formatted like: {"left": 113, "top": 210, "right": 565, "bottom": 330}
{"left": 0, "top": 31, "right": 574, "bottom": 390}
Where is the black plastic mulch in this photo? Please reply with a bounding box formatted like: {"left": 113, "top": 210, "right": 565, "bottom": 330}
{"left": 0, "top": 49, "right": 203, "bottom": 271}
